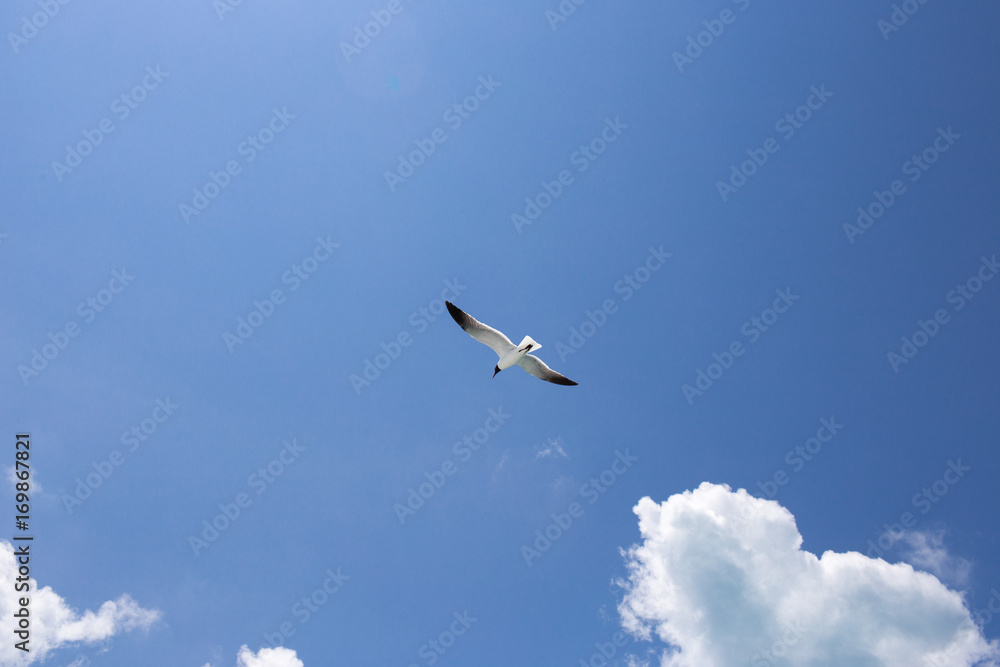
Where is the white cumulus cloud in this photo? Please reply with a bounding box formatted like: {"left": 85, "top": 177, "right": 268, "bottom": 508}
{"left": 0, "top": 540, "right": 160, "bottom": 665}
{"left": 617, "top": 482, "right": 1000, "bottom": 667}
{"left": 236, "top": 645, "right": 304, "bottom": 667}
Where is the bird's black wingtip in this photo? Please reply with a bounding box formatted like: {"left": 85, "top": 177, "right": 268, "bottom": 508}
{"left": 550, "top": 376, "right": 579, "bottom": 386}
{"left": 447, "top": 301, "right": 476, "bottom": 333}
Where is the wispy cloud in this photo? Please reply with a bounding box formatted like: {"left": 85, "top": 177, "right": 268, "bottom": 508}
{"left": 492, "top": 448, "right": 511, "bottom": 482}
{"left": 895, "top": 529, "right": 973, "bottom": 586}
{"left": 0, "top": 541, "right": 160, "bottom": 665}
{"left": 535, "top": 437, "right": 568, "bottom": 459}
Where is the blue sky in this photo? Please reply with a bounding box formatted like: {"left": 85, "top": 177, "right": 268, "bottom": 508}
{"left": 2, "top": 0, "right": 1000, "bottom": 665}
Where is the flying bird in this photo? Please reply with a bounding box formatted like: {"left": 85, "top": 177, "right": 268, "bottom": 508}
{"left": 446, "top": 301, "right": 578, "bottom": 386}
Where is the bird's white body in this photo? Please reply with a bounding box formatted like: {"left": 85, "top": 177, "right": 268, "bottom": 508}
{"left": 497, "top": 336, "right": 541, "bottom": 371}
{"left": 446, "top": 302, "right": 577, "bottom": 386}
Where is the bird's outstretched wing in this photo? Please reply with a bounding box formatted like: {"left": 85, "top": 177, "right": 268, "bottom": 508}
{"left": 446, "top": 301, "right": 515, "bottom": 358}
{"left": 516, "top": 354, "right": 578, "bottom": 386}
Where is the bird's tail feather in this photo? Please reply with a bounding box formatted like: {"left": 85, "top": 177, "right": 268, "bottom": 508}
{"left": 518, "top": 336, "right": 541, "bottom": 352}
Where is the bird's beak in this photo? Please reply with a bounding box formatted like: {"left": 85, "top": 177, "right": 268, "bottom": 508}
{"left": 493, "top": 366, "right": 500, "bottom": 379}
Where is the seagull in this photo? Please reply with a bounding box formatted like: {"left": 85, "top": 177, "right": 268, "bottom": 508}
{"left": 446, "top": 301, "right": 578, "bottom": 386}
